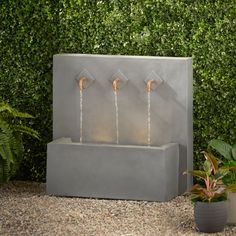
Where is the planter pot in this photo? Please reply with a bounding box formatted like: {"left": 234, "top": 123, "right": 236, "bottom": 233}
{"left": 194, "top": 201, "right": 228, "bottom": 233}
{"left": 227, "top": 192, "right": 236, "bottom": 225}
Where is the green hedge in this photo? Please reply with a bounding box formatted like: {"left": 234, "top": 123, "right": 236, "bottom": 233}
{"left": 0, "top": 0, "right": 59, "bottom": 181}
{"left": 0, "top": 0, "right": 235, "bottom": 181}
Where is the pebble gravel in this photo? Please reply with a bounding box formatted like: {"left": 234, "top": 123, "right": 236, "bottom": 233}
{"left": 0, "top": 181, "right": 236, "bottom": 236}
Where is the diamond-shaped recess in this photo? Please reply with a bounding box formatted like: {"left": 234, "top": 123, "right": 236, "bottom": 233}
{"left": 75, "top": 69, "right": 95, "bottom": 89}
{"left": 110, "top": 69, "right": 128, "bottom": 90}
{"left": 144, "top": 71, "right": 163, "bottom": 91}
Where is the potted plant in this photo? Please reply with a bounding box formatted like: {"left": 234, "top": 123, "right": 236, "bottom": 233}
{"left": 208, "top": 139, "right": 236, "bottom": 225}
{"left": 184, "top": 151, "right": 236, "bottom": 233}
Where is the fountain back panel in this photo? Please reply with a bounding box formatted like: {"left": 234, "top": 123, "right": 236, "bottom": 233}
{"left": 47, "top": 54, "right": 193, "bottom": 201}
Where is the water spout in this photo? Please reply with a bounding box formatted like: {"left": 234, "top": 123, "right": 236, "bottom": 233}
{"left": 111, "top": 78, "right": 121, "bottom": 144}
{"left": 78, "top": 76, "right": 88, "bottom": 91}
{"left": 75, "top": 69, "right": 95, "bottom": 90}
{"left": 146, "top": 79, "right": 156, "bottom": 92}
{"left": 110, "top": 70, "right": 129, "bottom": 90}
{"left": 110, "top": 70, "right": 128, "bottom": 145}
{"left": 144, "top": 71, "right": 163, "bottom": 91}
{"left": 112, "top": 78, "right": 121, "bottom": 92}
{"left": 75, "top": 69, "right": 95, "bottom": 143}
{"left": 76, "top": 76, "right": 88, "bottom": 143}
{"left": 144, "top": 71, "right": 163, "bottom": 146}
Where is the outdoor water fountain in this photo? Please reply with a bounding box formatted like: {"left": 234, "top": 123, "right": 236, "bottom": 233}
{"left": 110, "top": 70, "right": 129, "bottom": 144}
{"left": 47, "top": 54, "right": 193, "bottom": 201}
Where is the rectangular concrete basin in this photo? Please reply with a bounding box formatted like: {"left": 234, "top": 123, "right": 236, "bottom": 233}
{"left": 47, "top": 138, "right": 179, "bottom": 202}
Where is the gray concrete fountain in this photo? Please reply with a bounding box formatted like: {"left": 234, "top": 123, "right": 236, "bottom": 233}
{"left": 47, "top": 54, "right": 193, "bottom": 201}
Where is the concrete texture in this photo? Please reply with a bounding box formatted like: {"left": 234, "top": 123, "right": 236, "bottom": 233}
{"left": 47, "top": 54, "right": 193, "bottom": 199}
{"left": 47, "top": 138, "right": 179, "bottom": 201}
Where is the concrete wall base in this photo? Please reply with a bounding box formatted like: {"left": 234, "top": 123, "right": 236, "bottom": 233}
{"left": 47, "top": 138, "right": 179, "bottom": 202}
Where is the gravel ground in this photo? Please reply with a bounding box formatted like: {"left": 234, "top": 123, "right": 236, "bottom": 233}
{"left": 0, "top": 181, "right": 236, "bottom": 236}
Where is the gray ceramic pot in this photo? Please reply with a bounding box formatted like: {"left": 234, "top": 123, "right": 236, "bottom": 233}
{"left": 227, "top": 192, "right": 236, "bottom": 225}
{"left": 194, "top": 201, "right": 228, "bottom": 233}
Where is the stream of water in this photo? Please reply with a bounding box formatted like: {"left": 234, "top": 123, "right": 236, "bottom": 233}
{"left": 114, "top": 91, "right": 119, "bottom": 144}
{"left": 80, "top": 90, "right": 83, "bottom": 143}
{"left": 147, "top": 91, "right": 151, "bottom": 146}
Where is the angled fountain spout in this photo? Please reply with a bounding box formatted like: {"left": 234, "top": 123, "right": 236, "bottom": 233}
{"left": 144, "top": 71, "right": 163, "bottom": 92}
{"left": 110, "top": 70, "right": 128, "bottom": 92}
{"left": 75, "top": 69, "right": 95, "bottom": 90}
{"left": 146, "top": 79, "right": 156, "bottom": 92}
{"left": 78, "top": 76, "right": 88, "bottom": 91}
{"left": 112, "top": 78, "right": 121, "bottom": 92}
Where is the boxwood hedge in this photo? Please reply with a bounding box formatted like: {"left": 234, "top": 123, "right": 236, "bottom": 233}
{"left": 0, "top": 0, "right": 235, "bottom": 181}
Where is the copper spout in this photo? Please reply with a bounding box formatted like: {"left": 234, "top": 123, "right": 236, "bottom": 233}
{"left": 78, "top": 77, "right": 88, "bottom": 91}
{"left": 112, "top": 79, "right": 121, "bottom": 91}
{"left": 146, "top": 79, "right": 156, "bottom": 92}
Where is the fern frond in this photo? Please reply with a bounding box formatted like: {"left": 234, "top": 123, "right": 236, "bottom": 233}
{"left": 0, "top": 158, "right": 4, "bottom": 184}
{"left": 0, "top": 158, "right": 11, "bottom": 184}
{"left": 10, "top": 134, "right": 24, "bottom": 157}
{"left": 0, "top": 143, "right": 14, "bottom": 163}
{"left": 0, "top": 118, "right": 15, "bottom": 163}
{"left": 0, "top": 118, "right": 11, "bottom": 133}
{"left": 0, "top": 101, "right": 39, "bottom": 184}
{"left": 3, "top": 158, "right": 10, "bottom": 182}
{"left": 0, "top": 133, "right": 11, "bottom": 146}
{"left": 0, "top": 102, "right": 34, "bottom": 118}
{"left": 0, "top": 103, "right": 11, "bottom": 113}
{"left": 0, "top": 145, "right": 8, "bottom": 160}
{"left": 12, "top": 124, "right": 40, "bottom": 139}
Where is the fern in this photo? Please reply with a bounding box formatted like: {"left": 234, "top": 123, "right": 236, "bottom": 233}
{"left": 12, "top": 125, "right": 39, "bottom": 139}
{"left": 0, "top": 158, "right": 10, "bottom": 183}
{"left": 0, "top": 101, "right": 39, "bottom": 185}
{"left": 0, "top": 102, "right": 33, "bottom": 118}
{"left": 0, "top": 158, "right": 3, "bottom": 183}
{"left": 3, "top": 159, "right": 10, "bottom": 182}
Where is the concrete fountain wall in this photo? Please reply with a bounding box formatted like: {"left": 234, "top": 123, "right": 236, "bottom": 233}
{"left": 47, "top": 54, "right": 193, "bottom": 201}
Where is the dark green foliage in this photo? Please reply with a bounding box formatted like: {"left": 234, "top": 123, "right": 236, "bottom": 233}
{"left": 0, "top": 101, "right": 39, "bottom": 184}
{"left": 0, "top": 0, "right": 59, "bottom": 181}
{"left": 0, "top": 0, "right": 235, "bottom": 181}
{"left": 208, "top": 139, "right": 236, "bottom": 161}
{"left": 208, "top": 139, "right": 236, "bottom": 186}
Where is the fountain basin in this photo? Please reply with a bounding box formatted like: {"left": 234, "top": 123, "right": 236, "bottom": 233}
{"left": 47, "top": 138, "right": 179, "bottom": 201}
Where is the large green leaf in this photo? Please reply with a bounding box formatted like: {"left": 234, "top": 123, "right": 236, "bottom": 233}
{"left": 209, "top": 139, "right": 233, "bottom": 160}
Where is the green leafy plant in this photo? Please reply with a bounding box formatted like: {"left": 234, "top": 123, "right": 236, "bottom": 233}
{"left": 184, "top": 151, "right": 236, "bottom": 202}
{"left": 208, "top": 139, "right": 236, "bottom": 161}
{"left": 208, "top": 139, "right": 236, "bottom": 186}
{"left": 0, "top": 101, "right": 39, "bottom": 184}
